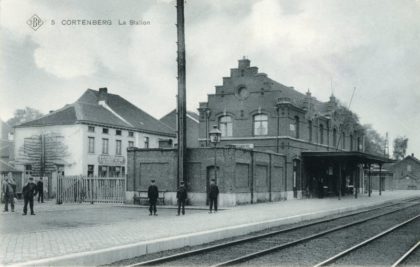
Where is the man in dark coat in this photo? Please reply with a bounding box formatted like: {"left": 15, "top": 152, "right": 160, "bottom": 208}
{"left": 22, "top": 177, "right": 38, "bottom": 215}
{"left": 37, "top": 177, "right": 44, "bottom": 203}
{"left": 2, "top": 173, "right": 16, "bottom": 212}
{"left": 176, "top": 181, "right": 187, "bottom": 216}
{"left": 147, "top": 179, "right": 158, "bottom": 216}
{"left": 208, "top": 179, "right": 219, "bottom": 213}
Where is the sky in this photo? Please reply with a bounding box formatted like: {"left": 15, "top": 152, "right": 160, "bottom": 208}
{"left": 0, "top": 0, "right": 419, "bottom": 157}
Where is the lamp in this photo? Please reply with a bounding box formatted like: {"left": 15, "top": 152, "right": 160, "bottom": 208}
{"left": 209, "top": 125, "right": 222, "bottom": 183}
{"left": 209, "top": 125, "right": 222, "bottom": 144}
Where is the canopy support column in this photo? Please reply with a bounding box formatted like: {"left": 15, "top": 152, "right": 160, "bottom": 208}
{"left": 379, "top": 164, "right": 383, "bottom": 196}
{"left": 368, "top": 163, "right": 372, "bottom": 197}
{"left": 338, "top": 161, "right": 342, "bottom": 200}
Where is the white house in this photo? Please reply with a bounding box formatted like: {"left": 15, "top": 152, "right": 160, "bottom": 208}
{"left": 13, "top": 88, "right": 175, "bottom": 179}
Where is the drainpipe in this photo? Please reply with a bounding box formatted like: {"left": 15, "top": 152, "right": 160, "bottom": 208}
{"left": 250, "top": 150, "right": 254, "bottom": 204}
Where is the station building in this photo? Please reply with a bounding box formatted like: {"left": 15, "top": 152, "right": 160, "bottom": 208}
{"left": 127, "top": 58, "right": 392, "bottom": 206}
{"left": 196, "top": 58, "right": 392, "bottom": 200}
{"left": 13, "top": 88, "right": 175, "bottom": 193}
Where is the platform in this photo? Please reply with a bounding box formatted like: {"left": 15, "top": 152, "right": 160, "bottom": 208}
{"left": 1, "top": 191, "right": 419, "bottom": 266}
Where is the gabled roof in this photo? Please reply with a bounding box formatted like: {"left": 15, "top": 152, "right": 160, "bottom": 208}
{"left": 17, "top": 105, "right": 78, "bottom": 127}
{"left": 388, "top": 155, "right": 420, "bottom": 170}
{"left": 160, "top": 109, "right": 199, "bottom": 130}
{"left": 16, "top": 89, "right": 175, "bottom": 137}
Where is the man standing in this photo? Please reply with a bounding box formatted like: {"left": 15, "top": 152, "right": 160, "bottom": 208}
{"left": 147, "top": 179, "right": 158, "bottom": 216}
{"left": 22, "top": 177, "right": 37, "bottom": 215}
{"left": 2, "top": 173, "right": 16, "bottom": 212}
{"left": 208, "top": 179, "right": 219, "bottom": 213}
{"left": 176, "top": 181, "right": 187, "bottom": 216}
{"left": 37, "top": 177, "right": 44, "bottom": 203}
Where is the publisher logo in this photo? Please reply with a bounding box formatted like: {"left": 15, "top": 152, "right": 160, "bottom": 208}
{"left": 27, "top": 14, "right": 44, "bottom": 31}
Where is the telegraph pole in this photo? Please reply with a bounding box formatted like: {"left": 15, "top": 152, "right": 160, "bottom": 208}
{"left": 176, "top": 0, "right": 187, "bottom": 186}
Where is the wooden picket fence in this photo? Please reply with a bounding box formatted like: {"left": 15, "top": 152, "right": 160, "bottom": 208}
{"left": 56, "top": 175, "right": 125, "bottom": 204}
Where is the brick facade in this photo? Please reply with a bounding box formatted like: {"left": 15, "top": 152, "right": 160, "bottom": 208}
{"left": 126, "top": 147, "right": 286, "bottom": 206}
{"left": 198, "top": 58, "right": 364, "bottom": 198}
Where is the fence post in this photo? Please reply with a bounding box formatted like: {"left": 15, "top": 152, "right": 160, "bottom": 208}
{"left": 90, "top": 177, "right": 94, "bottom": 204}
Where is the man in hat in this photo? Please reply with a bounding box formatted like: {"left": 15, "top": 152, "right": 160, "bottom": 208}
{"left": 22, "top": 176, "right": 37, "bottom": 215}
{"left": 147, "top": 179, "right": 158, "bottom": 216}
{"left": 37, "top": 177, "right": 44, "bottom": 203}
{"left": 176, "top": 181, "right": 187, "bottom": 216}
{"left": 208, "top": 179, "right": 219, "bottom": 213}
{"left": 2, "top": 172, "right": 16, "bottom": 212}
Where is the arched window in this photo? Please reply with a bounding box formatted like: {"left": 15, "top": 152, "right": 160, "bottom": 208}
{"left": 333, "top": 128, "right": 337, "bottom": 147}
{"left": 308, "top": 120, "right": 313, "bottom": 142}
{"left": 219, "top": 115, "right": 232, "bottom": 137}
{"left": 319, "top": 124, "right": 324, "bottom": 144}
{"left": 294, "top": 116, "right": 300, "bottom": 139}
{"left": 342, "top": 132, "right": 346, "bottom": 149}
{"left": 254, "top": 114, "right": 268, "bottom": 136}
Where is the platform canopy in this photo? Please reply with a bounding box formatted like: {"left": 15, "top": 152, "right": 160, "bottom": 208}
{"left": 301, "top": 151, "right": 394, "bottom": 165}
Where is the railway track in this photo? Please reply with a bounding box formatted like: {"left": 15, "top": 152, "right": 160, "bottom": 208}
{"left": 314, "top": 214, "right": 420, "bottom": 266}
{"left": 392, "top": 241, "right": 420, "bottom": 267}
{"left": 121, "top": 198, "right": 420, "bottom": 267}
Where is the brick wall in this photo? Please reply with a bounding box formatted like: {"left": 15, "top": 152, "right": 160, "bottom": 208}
{"left": 126, "top": 147, "right": 286, "bottom": 206}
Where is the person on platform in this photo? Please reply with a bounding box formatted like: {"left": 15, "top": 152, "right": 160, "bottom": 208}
{"left": 22, "top": 176, "right": 38, "bottom": 215}
{"left": 2, "top": 173, "right": 16, "bottom": 212}
{"left": 176, "top": 181, "right": 187, "bottom": 216}
{"left": 147, "top": 179, "right": 158, "bottom": 216}
{"left": 208, "top": 179, "right": 219, "bottom": 213}
{"left": 37, "top": 177, "right": 44, "bottom": 203}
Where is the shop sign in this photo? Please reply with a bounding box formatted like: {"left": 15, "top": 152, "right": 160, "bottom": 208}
{"left": 98, "top": 155, "right": 125, "bottom": 166}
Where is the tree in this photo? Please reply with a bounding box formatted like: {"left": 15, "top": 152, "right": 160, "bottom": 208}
{"left": 17, "top": 133, "right": 69, "bottom": 177}
{"left": 393, "top": 136, "right": 408, "bottom": 160}
{"left": 362, "top": 124, "right": 386, "bottom": 156}
{"left": 6, "top": 107, "right": 44, "bottom": 127}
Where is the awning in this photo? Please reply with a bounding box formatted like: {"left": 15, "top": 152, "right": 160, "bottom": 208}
{"left": 302, "top": 151, "right": 394, "bottom": 165}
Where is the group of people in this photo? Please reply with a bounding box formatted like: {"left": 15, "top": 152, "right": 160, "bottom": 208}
{"left": 2, "top": 173, "right": 45, "bottom": 215}
{"left": 147, "top": 178, "right": 219, "bottom": 216}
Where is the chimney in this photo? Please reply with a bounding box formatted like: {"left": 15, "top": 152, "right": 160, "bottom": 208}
{"left": 412, "top": 153, "right": 414, "bottom": 157}
{"left": 49, "top": 110, "right": 54, "bottom": 114}
{"left": 98, "top": 87, "right": 108, "bottom": 104}
{"left": 238, "top": 57, "right": 250, "bottom": 69}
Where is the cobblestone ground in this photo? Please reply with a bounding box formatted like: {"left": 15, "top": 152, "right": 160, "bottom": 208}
{"left": 0, "top": 191, "right": 419, "bottom": 265}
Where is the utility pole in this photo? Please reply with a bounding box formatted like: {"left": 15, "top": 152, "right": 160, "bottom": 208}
{"left": 176, "top": 0, "right": 187, "bottom": 187}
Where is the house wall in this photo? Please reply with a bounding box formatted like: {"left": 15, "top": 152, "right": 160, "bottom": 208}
{"left": 14, "top": 124, "right": 84, "bottom": 176}
{"left": 126, "top": 147, "right": 286, "bottom": 206}
{"left": 389, "top": 157, "right": 420, "bottom": 190}
{"left": 14, "top": 124, "right": 175, "bottom": 178}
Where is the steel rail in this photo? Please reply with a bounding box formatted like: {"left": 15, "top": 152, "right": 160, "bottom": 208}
{"left": 213, "top": 204, "right": 420, "bottom": 267}
{"left": 391, "top": 241, "right": 420, "bottom": 267}
{"left": 314, "top": 214, "right": 420, "bottom": 267}
{"left": 127, "top": 198, "right": 419, "bottom": 267}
